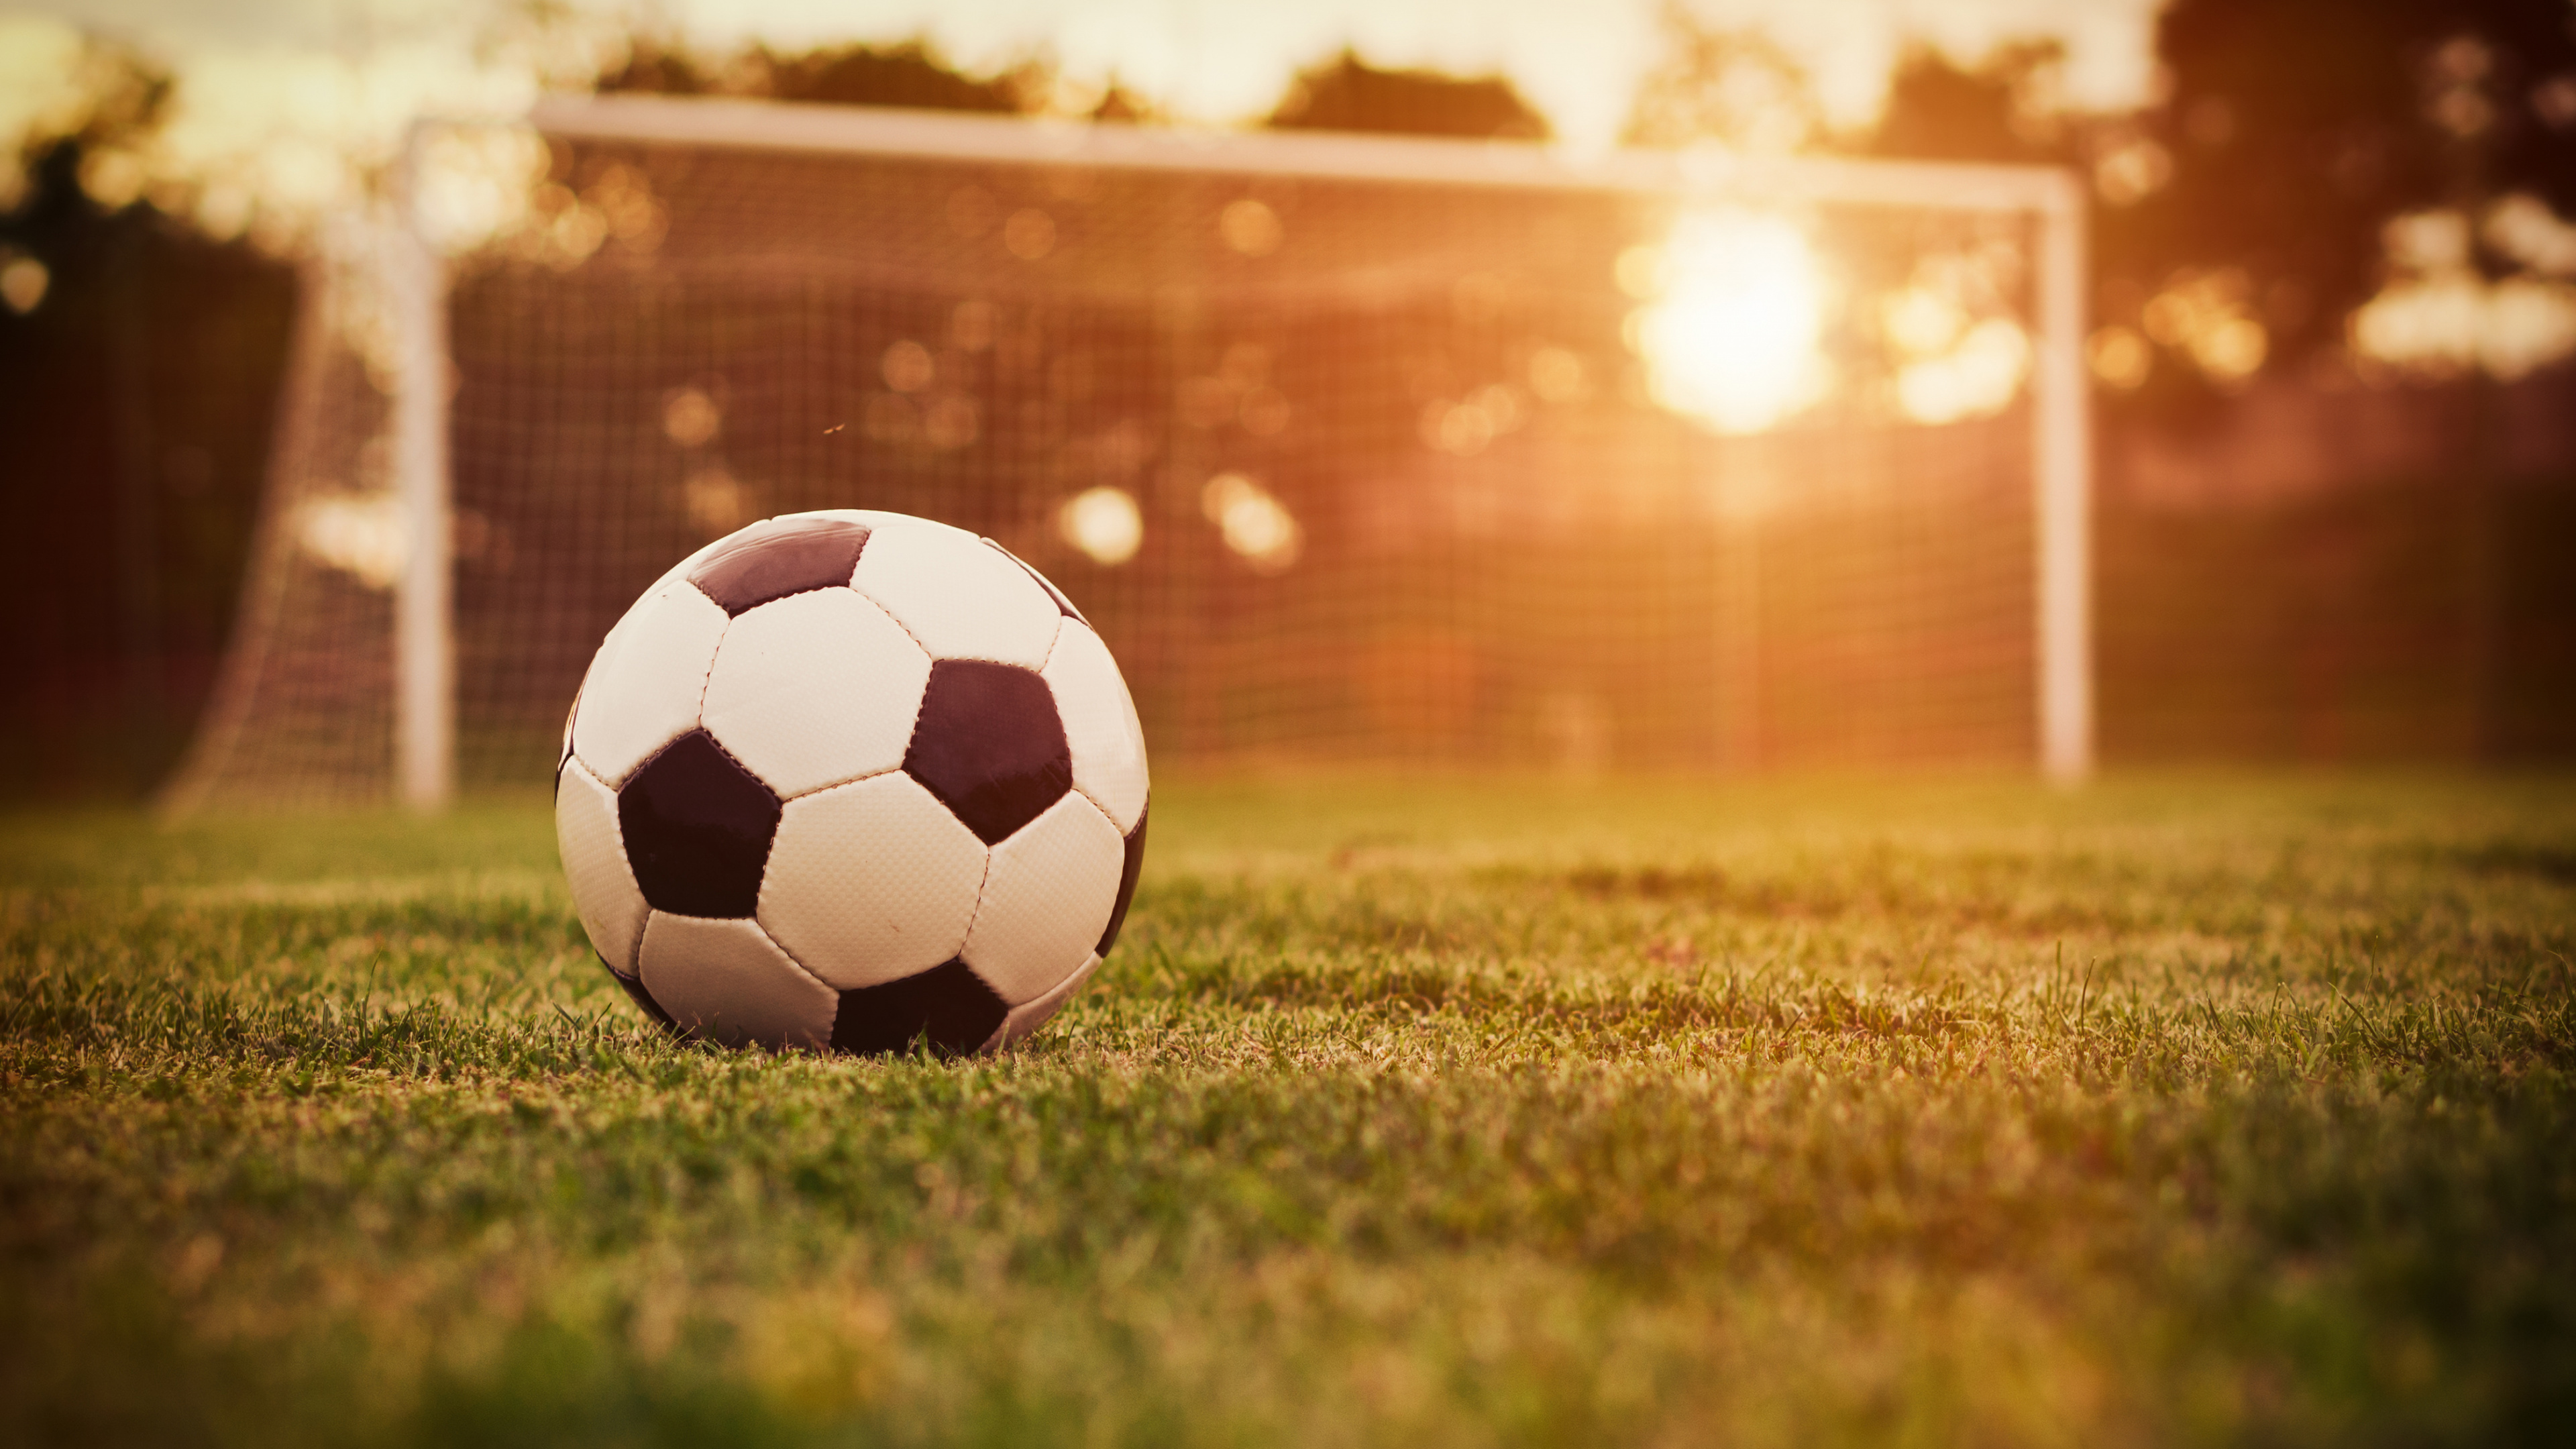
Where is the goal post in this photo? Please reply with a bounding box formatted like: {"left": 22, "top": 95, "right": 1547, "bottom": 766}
{"left": 2031, "top": 172, "right": 2092, "bottom": 784}
{"left": 392, "top": 125, "right": 453, "bottom": 810}
{"left": 170, "top": 94, "right": 2092, "bottom": 812}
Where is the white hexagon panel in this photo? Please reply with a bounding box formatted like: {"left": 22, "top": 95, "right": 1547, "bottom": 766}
{"left": 570, "top": 579, "right": 731, "bottom": 787}
{"left": 959, "top": 792, "right": 1128, "bottom": 1005}
{"left": 555, "top": 757, "right": 649, "bottom": 976}
{"left": 700, "top": 587, "right": 930, "bottom": 799}
{"left": 758, "top": 772, "right": 989, "bottom": 989}
{"left": 851, "top": 521, "right": 1063, "bottom": 667}
{"left": 987, "top": 951, "right": 1102, "bottom": 1052}
{"left": 1042, "top": 620, "right": 1148, "bottom": 834}
{"left": 637, "top": 912, "right": 838, "bottom": 1051}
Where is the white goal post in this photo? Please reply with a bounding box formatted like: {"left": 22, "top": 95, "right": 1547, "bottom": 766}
{"left": 193, "top": 93, "right": 2093, "bottom": 812}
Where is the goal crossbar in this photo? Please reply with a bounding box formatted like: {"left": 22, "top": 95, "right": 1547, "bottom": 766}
{"left": 378, "top": 96, "right": 2092, "bottom": 806}
{"left": 520, "top": 95, "right": 2082, "bottom": 216}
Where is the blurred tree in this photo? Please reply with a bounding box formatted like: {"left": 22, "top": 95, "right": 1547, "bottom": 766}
{"left": 1643, "top": 0, "right": 2576, "bottom": 396}
{"left": 0, "top": 46, "right": 294, "bottom": 800}
{"left": 1632, "top": 2, "right": 2576, "bottom": 763}
{"left": 2057, "top": 0, "right": 2576, "bottom": 761}
{"left": 1268, "top": 50, "right": 1549, "bottom": 140}
{"left": 586, "top": 34, "right": 719, "bottom": 97}
{"left": 604, "top": 36, "right": 1554, "bottom": 137}
{"left": 1626, "top": 30, "right": 1821, "bottom": 153}
{"left": 761, "top": 44, "right": 1041, "bottom": 112}
{"left": 2119, "top": 0, "right": 2576, "bottom": 369}
{"left": 596, "top": 36, "right": 1042, "bottom": 113}
{"left": 0, "top": 28, "right": 1162, "bottom": 804}
{"left": 1864, "top": 43, "right": 2065, "bottom": 166}
{"left": 1087, "top": 83, "right": 1158, "bottom": 125}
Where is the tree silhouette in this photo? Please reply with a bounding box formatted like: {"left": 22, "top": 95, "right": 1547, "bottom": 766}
{"left": 0, "top": 53, "right": 294, "bottom": 798}
{"left": 1268, "top": 51, "right": 1548, "bottom": 140}
{"left": 596, "top": 37, "right": 1040, "bottom": 114}
{"left": 1650, "top": 0, "right": 2576, "bottom": 395}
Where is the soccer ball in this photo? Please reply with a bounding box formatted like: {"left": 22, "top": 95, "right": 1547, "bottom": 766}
{"left": 554, "top": 509, "right": 1148, "bottom": 1055}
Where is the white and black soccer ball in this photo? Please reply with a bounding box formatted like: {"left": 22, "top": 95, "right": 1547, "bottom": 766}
{"left": 554, "top": 509, "right": 1148, "bottom": 1055}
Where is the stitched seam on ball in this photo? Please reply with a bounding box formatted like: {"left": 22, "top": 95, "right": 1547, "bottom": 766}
{"left": 858, "top": 537, "right": 1052, "bottom": 669}
{"left": 737, "top": 580, "right": 842, "bottom": 613}
{"left": 697, "top": 731, "right": 784, "bottom": 891}
{"left": 953, "top": 850, "right": 1000, "bottom": 964}
{"left": 982, "top": 537, "right": 1084, "bottom": 627}
{"left": 704, "top": 732, "right": 760, "bottom": 776}
{"left": 583, "top": 757, "right": 645, "bottom": 901}
{"left": 620, "top": 729, "right": 686, "bottom": 784}
{"left": 843, "top": 590, "right": 936, "bottom": 747}
{"left": 1070, "top": 789, "right": 1121, "bottom": 851}
{"left": 775, "top": 761, "right": 906, "bottom": 804}
{"left": 849, "top": 533, "right": 941, "bottom": 657}
{"left": 1032, "top": 955, "right": 1098, "bottom": 1015}
{"left": 1003, "top": 955, "right": 1097, "bottom": 1049}
{"left": 1072, "top": 781, "right": 1138, "bottom": 835}
{"left": 688, "top": 594, "right": 731, "bottom": 724}
{"left": 633, "top": 912, "right": 667, "bottom": 999}
{"left": 575, "top": 755, "right": 649, "bottom": 975}
{"left": 750, "top": 918, "right": 841, "bottom": 997}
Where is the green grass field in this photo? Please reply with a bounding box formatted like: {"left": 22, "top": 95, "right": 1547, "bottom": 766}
{"left": 3, "top": 774, "right": 2572, "bottom": 1446}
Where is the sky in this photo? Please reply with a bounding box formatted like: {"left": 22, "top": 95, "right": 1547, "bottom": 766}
{"left": 0, "top": 0, "right": 2165, "bottom": 237}
{"left": 9, "top": 2, "right": 2567, "bottom": 389}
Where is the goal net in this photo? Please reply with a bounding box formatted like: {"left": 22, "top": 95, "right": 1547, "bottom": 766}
{"left": 163, "top": 95, "right": 2088, "bottom": 810}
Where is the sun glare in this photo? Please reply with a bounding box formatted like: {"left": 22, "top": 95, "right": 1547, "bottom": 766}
{"left": 1625, "top": 211, "right": 1833, "bottom": 435}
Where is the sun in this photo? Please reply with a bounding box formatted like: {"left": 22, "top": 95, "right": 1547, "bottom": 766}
{"left": 1624, "top": 210, "right": 1834, "bottom": 434}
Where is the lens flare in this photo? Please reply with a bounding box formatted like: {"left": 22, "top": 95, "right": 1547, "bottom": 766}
{"left": 1627, "top": 211, "right": 1832, "bottom": 434}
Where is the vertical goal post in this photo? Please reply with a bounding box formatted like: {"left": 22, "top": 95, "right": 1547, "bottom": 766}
{"left": 360, "top": 95, "right": 2090, "bottom": 808}
{"left": 392, "top": 130, "right": 453, "bottom": 810}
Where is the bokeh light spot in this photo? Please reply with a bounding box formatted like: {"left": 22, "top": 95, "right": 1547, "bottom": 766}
{"left": 2086, "top": 326, "right": 2151, "bottom": 390}
{"left": 1219, "top": 198, "right": 1281, "bottom": 256}
{"left": 1004, "top": 207, "right": 1057, "bottom": 260}
{"left": 881, "top": 340, "right": 935, "bottom": 394}
{"left": 0, "top": 252, "right": 48, "bottom": 315}
{"left": 1060, "top": 486, "right": 1143, "bottom": 566}
{"left": 1527, "top": 346, "right": 1588, "bottom": 402}
{"left": 663, "top": 387, "right": 720, "bottom": 448}
{"left": 1202, "top": 472, "right": 1299, "bottom": 574}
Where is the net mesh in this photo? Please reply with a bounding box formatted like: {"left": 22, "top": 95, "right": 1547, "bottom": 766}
{"left": 167, "top": 111, "right": 2046, "bottom": 807}
{"left": 162, "top": 227, "right": 399, "bottom": 810}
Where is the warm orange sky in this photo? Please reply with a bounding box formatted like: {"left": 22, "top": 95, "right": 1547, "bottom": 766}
{"left": 13, "top": 3, "right": 2567, "bottom": 382}
{"left": 4, "top": 0, "right": 2165, "bottom": 219}
{"left": 11, "top": 1, "right": 2167, "bottom": 140}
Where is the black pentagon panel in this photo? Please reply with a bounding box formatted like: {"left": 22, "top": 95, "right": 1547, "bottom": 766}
{"left": 617, "top": 729, "right": 782, "bottom": 918}
{"left": 982, "top": 537, "right": 1087, "bottom": 625}
{"left": 602, "top": 956, "right": 683, "bottom": 1037}
{"left": 1097, "top": 803, "right": 1148, "bottom": 957}
{"left": 830, "top": 957, "right": 1008, "bottom": 1057}
{"left": 688, "top": 516, "right": 872, "bottom": 616}
{"left": 903, "top": 659, "right": 1073, "bottom": 845}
